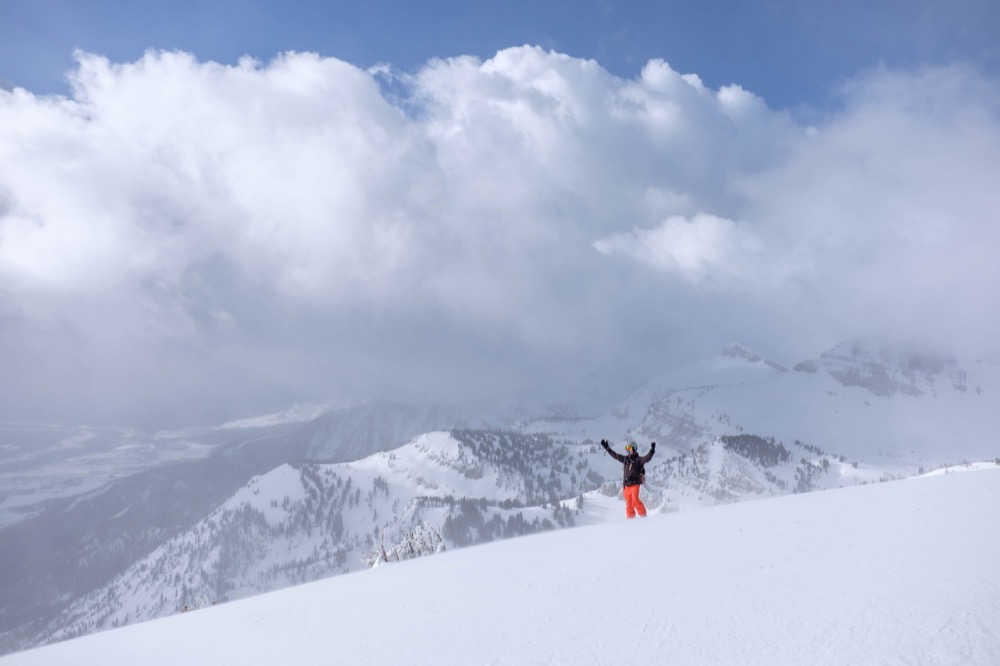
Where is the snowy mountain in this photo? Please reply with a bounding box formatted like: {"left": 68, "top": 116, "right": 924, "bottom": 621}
{"left": 5, "top": 467, "right": 998, "bottom": 666}
{"left": 26, "top": 426, "right": 970, "bottom": 646}
{"left": 801, "top": 339, "right": 970, "bottom": 397}
{"left": 541, "top": 340, "right": 999, "bottom": 464}
{"left": 0, "top": 401, "right": 520, "bottom": 655}
{"left": 35, "top": 430, "right": 600, "bottom": 644}
{"left": 2, "top": 339, "right": 998, "bottom": 656}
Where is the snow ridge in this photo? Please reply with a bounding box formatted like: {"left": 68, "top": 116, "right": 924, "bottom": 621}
{"left": 7, "top": 468, "right": 999, "bottom": 666}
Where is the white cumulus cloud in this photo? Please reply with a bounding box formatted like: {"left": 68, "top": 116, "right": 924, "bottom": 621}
{"left": 594, "top": 214, "right": 762, "bottom": 285}
{"left": 0, "top": 47, "right": 997, "bottom": 424}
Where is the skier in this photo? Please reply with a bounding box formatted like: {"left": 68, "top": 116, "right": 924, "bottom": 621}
{"left": 601, "top": 439, "right": 655, "bottom": 519}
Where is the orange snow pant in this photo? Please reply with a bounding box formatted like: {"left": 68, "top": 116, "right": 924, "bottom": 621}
{"left": 624, "top": 484, "right": 647, "bottom": 519}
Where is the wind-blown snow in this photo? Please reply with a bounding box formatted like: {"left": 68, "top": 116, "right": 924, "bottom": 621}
{"left": 5, "top": 468, "right": 997, "bottom": 665}
{"left": 217, "top": 403, "right": 335, "bottom": 430}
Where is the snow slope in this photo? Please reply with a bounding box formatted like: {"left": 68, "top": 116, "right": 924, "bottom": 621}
{"left": 5, "top": 468, "right": 998, "bottom": 666}
{"left": 29, "top": 431, "right": 597, "bottom": 646}
{"left": 5, "top": 340, "right": 998, "bottom": 655}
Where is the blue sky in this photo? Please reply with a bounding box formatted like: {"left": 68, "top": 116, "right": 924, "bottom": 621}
{"left": 4, "top": 0, "right": 998, "bottom": 110}
{"left": 1, "top": 1, "right": 999, "bottom": 426}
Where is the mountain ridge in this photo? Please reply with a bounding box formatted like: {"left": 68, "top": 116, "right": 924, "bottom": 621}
{"left": 2, "top": 338, "right": 998, "bottom": 654}
{"left": 6, "top": 467, "right": 999, "bottom": 665}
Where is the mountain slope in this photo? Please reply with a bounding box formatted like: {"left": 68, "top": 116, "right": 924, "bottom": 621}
{"left": 539, "top": 340, "right": 1000, "bottom": 464}
{"left": 0, "top": 400, "right": 515, "bottom": 652}
{"left": 5, "top": 468, "right": 998, "bottom": 666}
{"left": 35, "top": 419, "right": 904, "bottom": 647}
{"left": 34, "top": 431, "right": 599, "bottom": 645}
{"left": 5, "top": 339, "right": 998, "bottom": 655}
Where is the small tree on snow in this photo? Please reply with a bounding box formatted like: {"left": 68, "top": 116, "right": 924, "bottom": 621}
{"left": 363, "top": 523, "right": 446, "bottom": 568}
{"left": 362, "top": 530, "right": 391, "bottom": 568}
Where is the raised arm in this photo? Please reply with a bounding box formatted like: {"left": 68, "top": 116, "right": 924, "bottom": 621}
{"left": 640, "top": 441, "right": 656, "bottom": 464}
{"left": 601, "top": 439, "right": 625, "bottom": 463}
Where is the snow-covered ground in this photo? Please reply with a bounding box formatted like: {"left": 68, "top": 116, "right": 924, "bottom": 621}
{"left": 5, "top": 467, "right": 997, "bottom": 665}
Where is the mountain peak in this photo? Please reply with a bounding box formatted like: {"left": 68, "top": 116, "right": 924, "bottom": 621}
{"left": 795, "top": 339, "right": 967, "bottom": 397}
{"left": 720, "top": 343, "right": 788, "bottom": 372}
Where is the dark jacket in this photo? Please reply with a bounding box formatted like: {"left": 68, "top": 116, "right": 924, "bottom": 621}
{"left": 602, "top": 441, "right": 655, "bottom": 486}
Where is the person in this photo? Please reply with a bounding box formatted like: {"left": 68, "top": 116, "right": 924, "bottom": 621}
{"left": 601, "top": 439, "right": 655, "bottom": 518}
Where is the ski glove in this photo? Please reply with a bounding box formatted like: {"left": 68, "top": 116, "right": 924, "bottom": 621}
{"left": 600, "top": 439, "right": 609, "bottom": 449}
{"left": 651, "top": 441, "right": 656, "bottom": 451}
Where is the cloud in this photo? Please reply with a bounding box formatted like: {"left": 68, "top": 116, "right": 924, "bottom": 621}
{"left": 593, "top": 213, "right": 762, "bottom": 285}
{"left": 734, "top": 63, "right": 1000, "bottom": 350}
{"left": 0, "top": 48, "right": 997, "bottom": 424}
